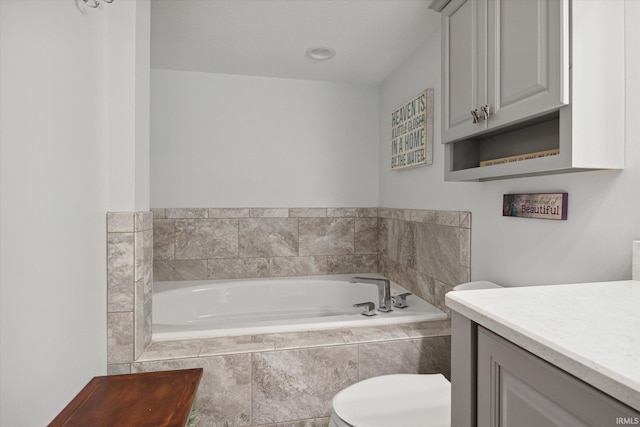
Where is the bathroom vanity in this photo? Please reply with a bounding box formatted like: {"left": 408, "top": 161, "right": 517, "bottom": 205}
{"left": 446, "top": 281, "right": 640, "bottom": 426}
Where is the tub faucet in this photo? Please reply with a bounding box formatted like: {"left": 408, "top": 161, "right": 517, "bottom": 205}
{"left": 349, "top": 277, "right": 393, "bottom": 312}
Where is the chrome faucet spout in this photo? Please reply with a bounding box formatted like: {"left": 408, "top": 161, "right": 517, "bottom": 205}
{"left": 349, "top": 276, "right": 393, "bottom": 312}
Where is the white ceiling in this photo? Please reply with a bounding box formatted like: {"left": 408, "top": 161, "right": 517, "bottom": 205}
{"left": 151, "top": 0, "right": 441, "bottom": 85}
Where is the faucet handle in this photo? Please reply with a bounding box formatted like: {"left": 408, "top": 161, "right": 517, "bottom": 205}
{"left": 392, "top": 293, "right": 412, "bottom": 308}
{"left": 353, "top": 302, "right": 377, "bottom": 316}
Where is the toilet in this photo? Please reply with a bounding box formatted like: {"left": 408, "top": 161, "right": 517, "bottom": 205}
{"left": 329, "top": 281, "right": 502, "bottom": 427}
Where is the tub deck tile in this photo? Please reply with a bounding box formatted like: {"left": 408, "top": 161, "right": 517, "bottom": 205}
{"left": 252, "top": 329, "right": 348, "bottom": 350}
{"left": 342, "top": 325, "right": 410, "bottom": 344}
{"left": 137, "top": 339, "right": 201, "bottom": 361}
{"left": 402, "top": 319, "right": 451, "bottom": 338}
{"left": 199, "top": 341, "right": 275, "bottom": 357}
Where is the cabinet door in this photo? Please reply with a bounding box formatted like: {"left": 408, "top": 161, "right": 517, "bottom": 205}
{"left": 442, "top": 0, "right": 487, "bottom": 143}
{"left": 477, "top": 327, "right": 639, "bottom": 427}
{"left": 486, "top": 0, "right": 569, "bottom": 131}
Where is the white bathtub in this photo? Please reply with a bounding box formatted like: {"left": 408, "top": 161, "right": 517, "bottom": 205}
{"left": 152, "top": 274, "right": 447, "bottom": 341}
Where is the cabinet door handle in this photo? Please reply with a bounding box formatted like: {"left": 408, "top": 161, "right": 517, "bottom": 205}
{"left": 471, "top": 109, "right": 481, "bottom": 124}
{"left": 481, "top": 104, "right": 491, "bottom": 121}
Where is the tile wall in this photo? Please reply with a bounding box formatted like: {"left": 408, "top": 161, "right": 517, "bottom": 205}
{"left": 378, "top": 209, "right": 471, "bottom": 315}
{"left": 151, "top": 207, "right": 471, "bottom": 313}
{"left": 151, "top": 208, "right": 379, "bottom": 281}
{"left": 106, "top": 212, "right": 153, "bottom": 374}
{"left": 106, "top": 207, "right": 471, "bottom": 425}
{"left": 132, "top": 321, "right": 451, "bottom": 426}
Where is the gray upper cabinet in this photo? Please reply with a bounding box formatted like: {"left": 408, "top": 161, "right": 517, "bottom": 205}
{"left": 440, "top": 0, "right": 625, "bottom": 181}
{"left": 442, "top": 0, "right": 486, "bottom": 143}
{"left": 443, "top": 0, "right": 568, "bottom": 143}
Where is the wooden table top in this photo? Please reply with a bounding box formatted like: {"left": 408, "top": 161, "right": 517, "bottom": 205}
{"left": 49, "top": 368, "right": 203, "bottom": 427}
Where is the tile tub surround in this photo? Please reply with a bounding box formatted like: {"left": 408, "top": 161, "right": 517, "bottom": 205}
{"left": 151, "top": 207, "right": 471, "bottom": 314}
{"left": 152, "top": 207, "right": 380, "bottom": 282}
{"left": 378, "top": 209, "right": 471, "bottom": 315}
{"left": 107, "top": 212, "right": 153, "bottom": 369}
{"left": 105, "top": 207, "right": 464, "bottom": 425}
{"left": 130, "top": 320, "right": 451, "bottom": 426}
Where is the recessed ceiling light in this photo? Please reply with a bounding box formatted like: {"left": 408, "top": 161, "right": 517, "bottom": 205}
{"left": 305, "top": 46, "right": 336, "bottom": 61}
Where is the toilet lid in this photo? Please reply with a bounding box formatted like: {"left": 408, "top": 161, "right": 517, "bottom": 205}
{"left": 333, "top": 374, "right": 450, "bottom": 427}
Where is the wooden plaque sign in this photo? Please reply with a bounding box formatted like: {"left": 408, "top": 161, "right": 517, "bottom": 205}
{"left": 503, "top": 193, "right": 568, "bottom": 220}
{"left": 391, "top": 89, "right": 433, "bottom": 170}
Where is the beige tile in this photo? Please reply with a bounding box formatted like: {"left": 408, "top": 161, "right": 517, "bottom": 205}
{"left": 327, "top": 254, "right": 377, "bottom": 274}
{"left": 252, "top": 330, "right": 347, "bottom": 350}
{"left": 107, "top": 312, "right": 133, "bottom": 364}
{"left": 327, "top": 207, "right": 376, "bottom": 218}
{"left": 275, "top": 418, "right": 330, "bottom": 427}
{"left": 377, "top": 208, "right": 393, "bottom": 219}
{"left": 135, "top": 211, "right": 153, "bottom": 231}
{"left": 378, "top": 218, "right": 388, "bottom": 255}
{"left": 107, "top": 364, "right": 131, "bottom": 375}
{"left": 414, "top": 222, "right": 461, "bottom": 286}
{"left": 401, "top": 320, "right": 451, "bottom": 338}
{"left": 410, "top": 209, "right": 436, "bottom": 223}
{"left": 150, "top": 208, "right": 166, "bottom": 219}
{"left": 342, "top": 325, "right": 409, "bottom": 344}
{"left": 355, "top": 218, "right": 378, "bottom": 254}
{"left": 252, "top": 346, "right": 358, "bottom": 424}
{"left": 435, "top": 210, "right": 460, "bottom": 227}
{"left": 175, "top": 218, "right": 238, "bottom": 259}
{"left": 133, "top": 354, "right": 252, "bottom": 426}
{"left": 153, "top": 219, "right": 175, "bottom": 260}
{"left": 209, "top": 208, "right": 251, "bottom": 218}
{"left": 299, "top": 218, "right": 354, "bottom": 256}
{"left": 153, "top": 259, "right": 208, "bottom": 281}
{"left": 385, "top": 219, "right": 416, "bottom": 269}
{"left": 289, "top": 208, "right": 327, "bottom": 218}
{"left": 166, "top": 208, "right": 208, "bottom": 218}
{"left": 199, "top": 337, "right": 274, "bottom": 356}
{"left": 239, "top": 218, "right": 298, "bottom": 257}
{"left": 270, "top": 256, "right": 327, "bottom": 277}
{"left": 250, "top": 208, "right": 289, "bottom": 217}
{"left": 358, "top": 336, "right": 451, "bottom": 380}
{"left": 460, "top": 211, "right": 472, "bottom": 228}
{"left": 136, "top": 338, "right": 202, "bottom": 362}
{"left": 434, "top": 280, "right": 455, "bottom": 315}
{"left": 415, "top": 271, "right": 436, "bottom": 305}
{"left": 208, "top": 258, "right": 270, "bottom": 280}
{"left": 389, "top": 209, "right": 412, "bottom": 221}
{"left": 107, "top": 212, "right": 134, "bottom": 233}
{"left": 107, "top": 233, "right": 134, "bottom": 312}
{"left": 460, "top": 228, "right": 471, "bottom": 268}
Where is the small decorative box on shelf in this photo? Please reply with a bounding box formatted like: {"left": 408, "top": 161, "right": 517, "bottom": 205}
{"left": 48, "top": 368, "right": 203, "bottom": 427}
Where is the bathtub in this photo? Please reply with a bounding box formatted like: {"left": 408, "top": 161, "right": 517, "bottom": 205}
{"left": 152, "top": 274, "right": 447, "bottom": 341}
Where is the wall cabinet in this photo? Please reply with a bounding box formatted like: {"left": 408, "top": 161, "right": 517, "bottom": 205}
{"left": 440, "top": 0, "right": 625, "bottom": 181}
{"left": 450, "top": 313, "right": 640, "bottom": 427}
{"left": 442, "top": 0, "right": 568, "bottom": 143}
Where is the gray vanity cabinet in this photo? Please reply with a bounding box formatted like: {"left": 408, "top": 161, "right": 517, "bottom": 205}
{"left": 442, "top": 0, "right": 568, "bottom": 144}
{"left": 451, "top": 312, "right": 640, "bottom": 427}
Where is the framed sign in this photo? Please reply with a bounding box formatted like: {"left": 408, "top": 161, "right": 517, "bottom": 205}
{"left": 503, "top": 193, "right": 568, "bottom": 220}
{"left": 391, "top": 89, "right": 433, "bottom": 170}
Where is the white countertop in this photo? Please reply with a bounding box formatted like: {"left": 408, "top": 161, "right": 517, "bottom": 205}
{"left": 445, "top": 280, "right": 640, "bottom": 412}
